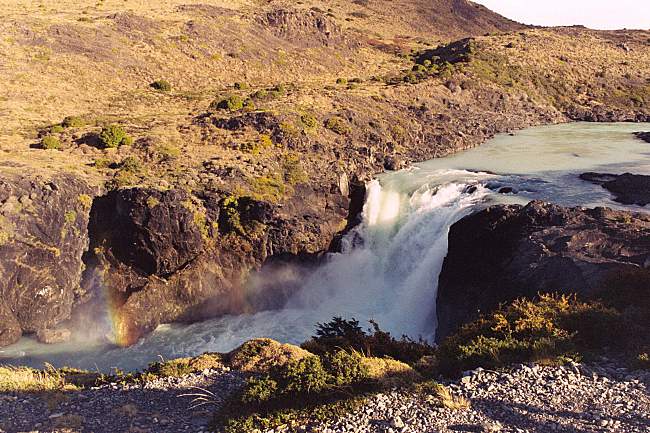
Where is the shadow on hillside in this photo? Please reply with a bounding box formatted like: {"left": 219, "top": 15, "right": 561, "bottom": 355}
{"left": 471, "top": 397, "right": 650, "bottom": 433}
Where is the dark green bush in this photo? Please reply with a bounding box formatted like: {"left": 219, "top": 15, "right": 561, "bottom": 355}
{"left": 150, "top": 79, "right": 171, "bottom": 92}
{"left": 120, "top": 156, "right": 141, "bottom": 172}
{"left": 234, "top": 82, "right": 249, "bottom": 90}
{"left": 213, "top": 350, "right": 373, "bottom": 433}
{"left": 302, "top": 317, "right": 434, "bottom": 365}
{"left": 336, "top": 78, "right": 347, "bottom": 85}
{"left": 99, "top": 125, "right": 132, "bottom": 149}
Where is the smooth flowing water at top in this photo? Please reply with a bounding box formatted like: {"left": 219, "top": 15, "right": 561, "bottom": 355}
{"left": 3, "top": 122, "right": 649, "bottom": 371}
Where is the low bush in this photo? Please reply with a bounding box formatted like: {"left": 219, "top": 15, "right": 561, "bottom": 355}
{"left": 120, "top": 156, "right": 141, "bottom": 173}
{"left": 61, "top": 116, "right": 85, "bottom": 128}
{"left": 99, "top": 125, "right": 132, "bottom": 149}
{"left": 150, "top": 79, "right": 172, "bottom": 92}
{"left": 211, "top": 95, "right": 244, "bottom": 111}
{"left": 302, "top": 317, "right": 435, "bottom": 365}
{"left": 300, "top": 113, "right": 318, "bottom": 129}
{"left": 41, "top": 135, "right": 61, "bottom": 150}
{"left": 50, "top": 125, "right": 64, "bottom": 134}
{"left": 437, "top": 294, "right": 623, "bottom": 375}
{"left": 324, "top": 116, "right": 351, "bottom": 135}
{"left": 212, "top": 349, "right": 375, "bottom": 433}
{"left": 145, "top": 353, "right": 222, "bottom": 378}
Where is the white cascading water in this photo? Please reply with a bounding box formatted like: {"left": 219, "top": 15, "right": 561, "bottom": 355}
{"left": 3, "top": 122, "right": 650, "bottom": 371}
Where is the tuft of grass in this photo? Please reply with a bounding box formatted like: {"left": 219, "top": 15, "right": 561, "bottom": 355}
{"left": 145, "top": 353, "right": 222, "bottom": 378}
{"left": 0, "top": 365, "right": 78, "bottom": 393}
{"left": 417, "top": 381, "right": 470, "bottom": 410}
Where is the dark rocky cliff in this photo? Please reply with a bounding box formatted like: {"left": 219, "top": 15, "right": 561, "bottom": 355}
{"left": 0, "top": 172, "right": 97, "bottom": 346}
{"left": 436, "top": 201, "right": 650, "bottom": 340}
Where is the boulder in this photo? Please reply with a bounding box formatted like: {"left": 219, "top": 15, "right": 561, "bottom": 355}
{"left": 436, "top": 201, "right": 650, "bottom": 340}
{"left": 36, "top": 327, "right": 72, "bottom": 344}
{"left": 634, "top": 131, "right": 650, "bottom": 143}
{"left": 0, "top": 172, "right": 95, "bottom": 346}
{"left": 580, "top": 172, "right": 650, "bottom": 206}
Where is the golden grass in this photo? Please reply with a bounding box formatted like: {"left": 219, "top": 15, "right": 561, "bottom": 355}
{"left": 428, "top": 383, "right": 471, "bottom": 410}
{"left": 0, "top": 364, "right": 79, "bottom": 393}
{"left": 228, "top": 338, "right": 313, "bottom": 373}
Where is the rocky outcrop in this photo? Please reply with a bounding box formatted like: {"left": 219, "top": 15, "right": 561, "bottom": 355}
{"left": 580, "top": 172, "right": 650, "bottom": 206}
{"left": 634, "top": 131, "right": 650, "bottom": 143}
{"left": 0, "top": 172, "right": 96, "bottom": 346}
{"left": 436, "top": 201, "right": 650, "bottom": 340}
{"left": 85, "top": 184, "right": 351, "bottom": 346}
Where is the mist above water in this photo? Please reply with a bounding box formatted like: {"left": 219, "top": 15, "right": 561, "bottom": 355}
{"left": 2, "top": 122, "right": 649, "bottom": 371}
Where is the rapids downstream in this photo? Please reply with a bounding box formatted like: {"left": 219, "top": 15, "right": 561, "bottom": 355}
{"left": 2, "top": 122, "right": 650, "bottom": 371}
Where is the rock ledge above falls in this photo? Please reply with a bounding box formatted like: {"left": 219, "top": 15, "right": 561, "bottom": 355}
{"left": 436, "top": 200, "right": 650, "bottom": 340}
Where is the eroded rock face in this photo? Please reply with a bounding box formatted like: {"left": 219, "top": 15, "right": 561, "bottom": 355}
{"left": 0, "top": 173, "right": 95, "bottom": 345}
{"left": 86, "top": 184, "right": 351, "bottom": 346}
{"left": 90, "top": 188, "right": 205, "bottom": 277}
{"left": 436, "top": 201, "right": 650, "bottom": 340}
{"left": 580, "top": 172, "right": 650, "bottom": 206}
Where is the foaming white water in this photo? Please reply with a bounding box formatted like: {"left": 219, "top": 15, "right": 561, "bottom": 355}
{"left": 3, "top": 122, "right": 650, "bottom": 371}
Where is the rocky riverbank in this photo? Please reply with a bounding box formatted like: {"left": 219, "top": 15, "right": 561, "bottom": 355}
{"left": 1, "top": 360, "right": 648, "bottom": 433}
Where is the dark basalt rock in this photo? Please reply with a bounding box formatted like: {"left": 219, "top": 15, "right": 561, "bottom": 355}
{"left": 436, "top": 200, "right": 650, "bottom": 340}
{"left": 0, "top": 173, "right": 95, "bottom": 346}
{"left": 580, "top": 172, "right": 650, "bottom": 206}
{"left": 634, "top": 131, "right": 650, "bottom": 143}
{"left": 89, "top": 188, "right": 205, "bottom": 277}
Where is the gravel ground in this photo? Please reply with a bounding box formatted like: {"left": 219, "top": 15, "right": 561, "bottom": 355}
{"left": 0, "top": 367, "right": 245, "bottom": 433}
{"left": 320, "top": 361, "right": 650, "bottom": 433}
{"left": 1, "top": 362, "right": 648, "bottom": 433}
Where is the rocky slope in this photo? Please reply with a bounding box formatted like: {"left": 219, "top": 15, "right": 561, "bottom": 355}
{"left": 1, "top": 0, "right": 650, "bottom": 347}
{"left": 1, "top": 361, "right": 648, "bottom": 433}
{"left": 436, "top": 200, "right": 650, "bottom": 339}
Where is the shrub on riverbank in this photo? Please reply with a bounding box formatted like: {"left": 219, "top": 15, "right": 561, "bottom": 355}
{"left": 436, "top": 293, "right": 625, "bottom": 375}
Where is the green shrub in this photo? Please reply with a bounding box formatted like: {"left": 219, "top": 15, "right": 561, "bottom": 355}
{"left": 219, "top": 196, "right": 245, "bottom": 235}
{"left": 437, "top": 294, "right": 622, "bottom": 375}
{"left": 62, "top": 116, "right": 85, "bottom": 128}
{"left": 120, "top": 156, "right": 141, "bottom": 172}
{"left": 240, "top": 134, "right": 272, "bottom": 155}
{"left": 300, "top": 113, "right": 318, "bottom": 129}
{"left": 150, "top": 79, "right": 172, "bottom": 92}
{"left": 325, "top": 116, "right": 351, "bottom": 135}
{"left": 210, "top": 95, "right": 244, "bottom": 111}
{"left": 302, "top": 317, "right": 435, "bottom": 365}
{"left": 94, "top": 158, "right": 112, "bottom": 169}
{"left": 282, "top": 152, "right": 308, "bottom": 185}
{"left": 234, "top": 82, "right": 249, "bottom": 90}
{"left": 213, "top": 349, "right": 373, "bottom": 433}
{"left": 50, "top": 125, "right": 64, "bottom": 133}
{"left": 336, "top": 78, "right": 347, "bottom": 85}
{"left": 41, "top": 135, "right": 61, "bottom": 150}
{"left": 99, "top": 125, "right": 132, "bottom": 149}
